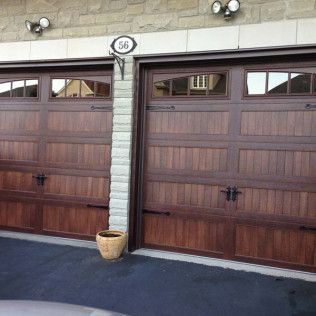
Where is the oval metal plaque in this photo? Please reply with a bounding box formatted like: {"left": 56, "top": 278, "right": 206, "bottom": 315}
{"left": 110, "top": 35, "right": 137, "bottom": 55}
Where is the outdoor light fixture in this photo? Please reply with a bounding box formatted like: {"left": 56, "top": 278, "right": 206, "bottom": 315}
{"left": 211, "top": 0, "right": 240, "bottom": 19}
{"left": 25, "top": 17, "right": 50, "bottom": 35}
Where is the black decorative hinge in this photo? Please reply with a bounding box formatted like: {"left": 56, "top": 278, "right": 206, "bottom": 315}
{"left": 87, "top": 204, "right": 109, "bottom": 210}
{"left": 143, "top": 209, "right": 171, "bottom": 216}
{"left": 146, "top": 105, "right": 176, "bottom": 111}
{"left": 221, "top": 186, "right": 242, "bottom": 201}
{"left": 91, "top": 105, "right": 112, "bottom": 111}
{"left": 305, "top": 104, "right": 316, "bottom": 109}
{"left": 109, "top": 51, "right": 125, "bottom": 80}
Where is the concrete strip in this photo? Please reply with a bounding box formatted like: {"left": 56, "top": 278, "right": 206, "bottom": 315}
{"left": 0, "top": 230, "right": 98, "bottom": 249}
{"left": 133, "top": 249, "right": 316, "bottom": 282}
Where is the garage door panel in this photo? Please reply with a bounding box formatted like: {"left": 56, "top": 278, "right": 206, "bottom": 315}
{"left": 0, "top": 111, "right": 40, "bottom": 132}
{"left": 0, "top": 171, "right": 35, "bottom": 192}
{"left": 146, "top": 146, "right": 228, "bottom": 172}
{"left": 235, "top": 224, "right": 316, "bottom": 267}
{"left": 47, "top": 111, "right": 112, "bottom": 133}
{"left": 239, "top": 149, "right": 316, "bottom": 177}
{"left": 0, "top": 140, "right": 38, "bottom": 162}
{"left": 143, "top": 215, "right": 225, "bottom": 255}
{"left": 144, "top": 181, "right": 227, "bottom": 211}
{"left": 46, "top": 142, "right": 111, "bottom": 167}
{"left": 147, "top": 111, "right": 229, "bottom": 135}
{"left": 236, "top": 188, "right": 316, "bottom": 219}
{"left": 42, "top": 204, "right": 108, "bottom": 237}
{"left": 0, "top": 200, "right": 36, "bottom": 230}
{"left": 44, "top": 174, "right": 109, "bottom": 199}
{"left": 241, "top": 111, "right": 315, "bottom": 137}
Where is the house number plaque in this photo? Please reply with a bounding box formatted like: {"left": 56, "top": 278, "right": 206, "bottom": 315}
{"left": 110, "top": 35, "right": 137, "bottom": 55}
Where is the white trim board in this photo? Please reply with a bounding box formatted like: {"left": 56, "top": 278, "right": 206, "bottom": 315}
{"left": 133, "top": 249, "right": 316, "bottom": 282}
{"left": 0, "top": 230, "right": 98, "bottom": 249}
{"left": 0, "top": 18, "right": 316, "bottom": 62}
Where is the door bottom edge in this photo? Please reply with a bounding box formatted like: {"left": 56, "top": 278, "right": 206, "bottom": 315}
{"left": 132, "top": 248, "right": 316, "bottom": 282}
{"left": 0, "top": 230, "right": 98, "bottom": 249}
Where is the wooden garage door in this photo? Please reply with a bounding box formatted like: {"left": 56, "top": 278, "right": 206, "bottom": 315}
{"left": 141, "top": 61, "right": 316, "bottom": 272}
{"left": 0, "top": 67, "right": 112, "bottom": 240}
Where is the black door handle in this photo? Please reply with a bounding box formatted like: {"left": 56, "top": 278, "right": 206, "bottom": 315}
{"left": 32, "top": 173, "right": 47, "bottom": 186}
{"left": 143, "top": 209, "right": 171, "bottom": 216}
{"left": 220, "top": 186, "right": 242, "bottom": 201}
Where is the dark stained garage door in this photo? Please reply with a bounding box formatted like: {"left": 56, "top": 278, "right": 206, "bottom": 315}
{"left": 140, "top": 60, "right": 316, "bottom": 272}
{"left": 0, "top": 66, "right": 112, "bottom": 240}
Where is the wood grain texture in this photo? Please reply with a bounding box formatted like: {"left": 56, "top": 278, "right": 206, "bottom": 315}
{"left": 0, "top": 111, "right": 39, "bottom": 131}
{"left": 235, "top": 224, "right": 316, "bottom": 267}
{"left": 241, "top": 111, "right": 315, "bottom": 136}
{"left": 43, "top": 205, "right": 108, "bottom": 236}
{"left": 146, "top": 146, "right": 227, "bottom": 172}
{"left": 147, "top": 112, "right": 229, "bottom": 135}
{"left": 0, "top": 141, "right": 38, "bottom": 161}
{"left": 0, "top": 201, "right": 35, "bottom": 229}
{"left": 239, "top": 149, "right": 316, "bottom": 177}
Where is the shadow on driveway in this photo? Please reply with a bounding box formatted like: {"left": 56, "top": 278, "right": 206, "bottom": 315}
{"left": 0, "top": 237, "right": 315, "bottom": 316}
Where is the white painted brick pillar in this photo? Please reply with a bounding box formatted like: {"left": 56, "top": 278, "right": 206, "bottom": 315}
{"left": 109, "top": 56, "right": 134, "bottom": 232}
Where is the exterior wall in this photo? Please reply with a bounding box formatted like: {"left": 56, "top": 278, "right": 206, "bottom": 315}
{"left": 0, "top": 0, "right": 316, "bottom": 42}
{"left": 0, "top": 1, "right": 316, "bottom": 233}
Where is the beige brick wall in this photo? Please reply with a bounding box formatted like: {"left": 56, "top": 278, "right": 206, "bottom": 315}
{"left": 0, "top": 0, "right": 315, "bottom": 42}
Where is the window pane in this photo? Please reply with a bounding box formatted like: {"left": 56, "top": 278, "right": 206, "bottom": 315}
{"left": 189, "top": 75, "right": 207, "bottom": 95}
{"left": 95, "top": 82, "right": 110, "bottom": 97}
{"left": 208, "top": 73, "right": 227, "bottom": 95}
{"left": 246, "top": 72, "right": 266, "bottom": 95}
{"left": 0, "top": 82, "right": 11, "bottom": 97}
{"left": 65, "top": 79, "right": 80, "bottom": 97}
{"left": 267, "top": 72, "right": 288, "bottom": 94}
{"left": 81, "top": 80, "right": 95, "bottom": 97}
{"left": 12, "top": 80, "right": 24, "bottom": 97}
{"left": 52, "top": 79, "right": 66, "bottom": 97}
{"left": 290, "top": 73, "right": 311, "bottom": 94}
{"left": 25, "top": 80, "right": 38, "bottom": 97}
{"left": 153, "top": 80, "right": 170, "bottom": 97}
{"left": 172, "top": 77, "right": 188, "bottom": 96}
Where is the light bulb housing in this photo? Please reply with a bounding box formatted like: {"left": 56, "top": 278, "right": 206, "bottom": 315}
{"left": 211, "top": 0, "right": 240, "bottom": 19}
{"left": 25, "top": 17, "right": 51, "bottom": 35}
{"left": 227, "top": 0, "right": 240, "bottom": 13}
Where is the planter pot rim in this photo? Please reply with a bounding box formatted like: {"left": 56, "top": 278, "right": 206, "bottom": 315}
{"left": 96, "top": 230, "right": 126, "bottom": 239}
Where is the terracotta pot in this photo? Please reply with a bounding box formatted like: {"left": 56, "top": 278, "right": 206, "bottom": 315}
{"left": 96, "top": 230, "right": 127, "bottom": 260}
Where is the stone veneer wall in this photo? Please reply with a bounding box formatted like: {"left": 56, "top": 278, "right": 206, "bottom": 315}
{"left": 0, "top": 0, "right": 316, "bottom": 42}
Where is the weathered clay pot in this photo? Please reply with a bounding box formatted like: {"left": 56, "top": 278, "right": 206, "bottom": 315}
{"left": 96, "top": 230, "right": 127, "bottom": 260}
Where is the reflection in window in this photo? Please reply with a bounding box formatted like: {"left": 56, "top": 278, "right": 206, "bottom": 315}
{"left": 12, "top": 80, "right": 24, "bottom": 97}
{"left": 51, "top": 79, "right": 66, "bottom": 97}
{"left": 268, "top": 72, "right": 288, "bottom": 94}
{"left": 81, "top": 80, "right": 95, "bottom": 97}
{"left": 65, "top": 79, "right": 80, "bottom": 98}
{"left": 0, "top": 82, "right": 11, "bottom": 97}
{"left": 172, "top": 77, "right": 188, "bottom": 96}
{"left": 290, "top": 73, "right": 311, "bottom": 94}
{"left": 208, "top": 73, "right": 227, "bottom": 95}
{"left": 246, "top": 72, "right": 266, "bottom": 95}
{"left": 190, "top": 75, "right": 207, "bottom": 95}
{"left": 51, "top": 78, "right": 110, "bottom": 98}
{"left": 153, "top": 80, "right": 170, "bottom": 97}
{"left": 25, "top": 80, "right": 38, "bottom": 97}
{"left": 95, "top": 82, "right": 110, "bottom": 97}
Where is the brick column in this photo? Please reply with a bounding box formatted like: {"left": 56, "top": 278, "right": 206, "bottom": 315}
{"left": 109, "top": 56, "right": 134, "bottom": 232}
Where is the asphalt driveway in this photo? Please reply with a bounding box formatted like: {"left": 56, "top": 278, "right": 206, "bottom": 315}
{"left": 0, "top": 237, "right": 315, "bottom": 316}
